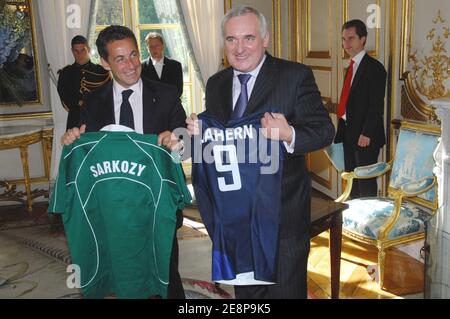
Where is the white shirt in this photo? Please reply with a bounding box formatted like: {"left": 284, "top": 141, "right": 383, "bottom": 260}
{"left": 342, "top": 50, "right": 366, "bottom": 120}
{"left": 232, "top": 55, "right": 266, "bottom": 109}
{"left": 113, "top": 79, "right": 144, "bottom": 134}
{"left": 350, "top": 50, "right": 366, "bottom": 84}
{"left": 232, "top": 54, "right": 296, "bottom": 153}
{"left": 151, "top": 57, "right": 164, "bottom": 79}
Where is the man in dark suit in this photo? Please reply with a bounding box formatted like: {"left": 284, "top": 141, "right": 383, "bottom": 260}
{"left": 141, "top": 32, "right": 183, "bottom": 97}
{"left": 61, "top": 25, "right": 186, "bottom": 299}
{"left": 57, "top": 35, "right": 110, "bottom": 130}
{"left": 186, "top": 6, "right": 335, "bottom": 299}
{"left": 334, "top": 19, "right": 387, "bottom": 198}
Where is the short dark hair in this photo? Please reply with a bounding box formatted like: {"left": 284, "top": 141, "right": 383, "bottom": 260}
{"left": 342, "top": 19, "right": 368, "bottom": 39}
{"left": 71, "top": 35, "right": 88, "bottom": 47}
{"left": 95, "top": 25, "right": 139, "bottom": 61}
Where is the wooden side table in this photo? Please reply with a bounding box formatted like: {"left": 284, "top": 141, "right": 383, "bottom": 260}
{"left": 310, "top": 192, "right": 347, "bottom": 299}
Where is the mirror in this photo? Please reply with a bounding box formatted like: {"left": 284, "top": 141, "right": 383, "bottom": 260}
{"left": 0, "top": 0, "right": 40, "bottom": 106}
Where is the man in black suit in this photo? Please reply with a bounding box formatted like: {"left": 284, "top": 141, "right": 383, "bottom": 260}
{"left": 334, "top": 19, "right": 387, "bottom": 198}
{"left": 141, "top": 32, "right": 183, "bottom": 97}
{"left": 186, "top": 6, "right": 335, "bottom": 299}
{"left": 57, "top": 35, "right": 110, "bottom": 130}
{"left": 61, "top": 25, "right": 186, "bottom": 299}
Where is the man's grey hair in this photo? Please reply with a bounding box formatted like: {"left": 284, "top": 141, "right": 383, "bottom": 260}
{"left": 221, "top": 5, "right": 269, "bottom": 40}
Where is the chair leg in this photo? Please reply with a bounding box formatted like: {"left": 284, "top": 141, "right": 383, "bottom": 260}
{"left": 377, "top": 245, "right": 386, "bottom": 289}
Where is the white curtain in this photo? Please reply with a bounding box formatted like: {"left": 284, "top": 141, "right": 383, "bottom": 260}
{"left": 177, "top": 0, "right": 223, "bottom": 86}
{"left": 35, "top": 0, "right": 94, "bottom": 183}
{"left": 152, "top": 1, "right": 184, "bottom": 59}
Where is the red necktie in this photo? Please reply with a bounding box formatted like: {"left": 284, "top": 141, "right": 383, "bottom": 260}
{"left": 337, "top": 59, "right": 354, "bottom": 118}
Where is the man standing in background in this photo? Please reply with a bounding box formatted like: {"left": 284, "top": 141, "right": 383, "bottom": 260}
{"left": 334, "top": 19, "right": 387, "bottom": 198}
{"left": 141, "top": 32, "right": 183, "bottom": 97}
{"left": 57, "top": 35, "right": 110, "bottom": 130}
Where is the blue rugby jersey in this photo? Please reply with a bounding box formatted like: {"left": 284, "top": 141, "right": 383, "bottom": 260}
{"left": 192, "top": 111, "right": 284, "bottom": 285}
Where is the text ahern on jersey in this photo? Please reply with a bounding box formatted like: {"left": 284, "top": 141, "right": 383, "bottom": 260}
{"left": 90, "top": 161, "right": 146, "bottom": 178}
{"left": 201, "top": 125, "right": 255, "bottom": 143}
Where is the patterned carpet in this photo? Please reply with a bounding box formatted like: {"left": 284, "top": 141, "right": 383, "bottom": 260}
{"left": 0, "top": 202, "right": 59, "bottom": 231}
{"left": 0, "top": 204, "right": 230, "bottom": 299}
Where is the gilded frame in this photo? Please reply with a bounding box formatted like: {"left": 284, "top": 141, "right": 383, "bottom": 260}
{"left": 387, "top": 120, "right": 440, "bottom": 211}
{"left": 0, "top": 0, "right": 42, "bottom": 107}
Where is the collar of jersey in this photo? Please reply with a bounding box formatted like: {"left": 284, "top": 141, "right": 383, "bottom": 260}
{"left": 100, "top": 124, "right": 135, "bottom": 132}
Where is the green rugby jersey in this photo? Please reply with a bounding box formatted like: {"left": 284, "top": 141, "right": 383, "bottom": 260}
{"left": 48, "top": 131, "right": 191, "bottom": 299}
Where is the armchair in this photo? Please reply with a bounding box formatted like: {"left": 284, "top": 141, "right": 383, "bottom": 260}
{"left": 324, "top": 121, "right": 440, "bottom": 289}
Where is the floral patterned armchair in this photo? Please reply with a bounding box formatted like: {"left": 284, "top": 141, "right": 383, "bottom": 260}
{"left": 324, "top": 121, "right": 440, "bottom": 289}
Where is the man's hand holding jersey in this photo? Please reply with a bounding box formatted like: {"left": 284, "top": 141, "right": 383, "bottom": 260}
{"left": 260, "top": 112, "right": 293, "bottom": 145}
{"left": 158, "top": 130, "right": 184, "bottom": 153}
{"left": 186, "top": 113, "right": 200, "bottom": 137}
{"left": 61, "top": 124, "right": 86, "bottom": 145}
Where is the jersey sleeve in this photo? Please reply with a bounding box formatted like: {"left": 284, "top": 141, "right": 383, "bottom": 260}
{"left": 47, "top": 146, "right": 69, "bottom": 214}
{"left": 179, "top": 167, "right": 192, "bottom": 210}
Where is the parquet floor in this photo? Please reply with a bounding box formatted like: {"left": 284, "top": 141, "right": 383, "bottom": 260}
{"left": 308, "top": 231, "right": 424, "bottom": 299}
{"left": 1, "top": 201, "right": 425, "bottom": 299}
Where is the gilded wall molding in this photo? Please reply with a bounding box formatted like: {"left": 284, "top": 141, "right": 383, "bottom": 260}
{"left": 224, "top": 0, "right": 232, "bottom": 12}
{"left": 0, "top": 112, "right": 52, "bottom": 121}
{"left": 407, "top": 11, "right": 449, "bottom": 100}
{"left": 287, "top": 0, "right": 301, "bottom": 62}
{"left": 399, "top": 0, "right": 411, "bottom": 76}
{"left": 273, "top": 0, "right": 282, "bottom": 58}
{"left": 400, "top": 1, "right": 449, "bottom": 123}
{"left": 305, "top": 0, "right": 331, "bottom": 59}
{"left": 387, "top": 0, "right": 397, "bottom": 169}
{"left": 401, "top": 84, "right": 439, "bottom": 123}
{"left": 310, "top": 66, "right": 332, "bottom": 71}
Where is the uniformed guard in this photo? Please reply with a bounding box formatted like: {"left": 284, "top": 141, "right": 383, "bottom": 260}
{"left": 57, "top": 35, "right": 111, "bottom": 130}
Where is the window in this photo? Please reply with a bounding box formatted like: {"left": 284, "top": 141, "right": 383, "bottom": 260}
{"left": 91, "top": 0, "right": 204, "bottom": 116}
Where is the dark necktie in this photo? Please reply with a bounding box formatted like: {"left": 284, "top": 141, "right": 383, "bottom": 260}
{"left": 336, "top": 59, "right": 354, "bottom": 118}
{"left": 231, "top": 73, "right": 252, "bottom": 120}
{"left": 120, "top": 89, "right": 134, "bottom": 129}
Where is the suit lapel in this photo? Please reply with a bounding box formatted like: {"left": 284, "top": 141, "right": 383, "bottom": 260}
{"left": 349, "top": 53, "right": 369, "bottom": 96}
{"left": 244, "top": 54, "right": 277, "bottom": 116}
{"left": 100, "top": 81, "right": 115, "bottom": 125}
{"left": 213, "top": 68, "right": 233, "bottom": 123}
{"left": 161, "top": 57, "right": 168, "bottom": 82}
{"left": 146, "top": 59, "right": 160, "bottom": 80}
